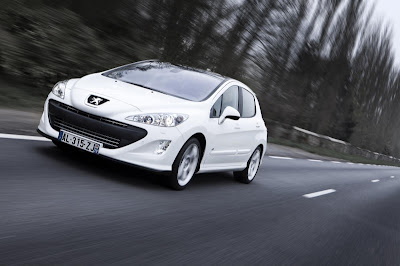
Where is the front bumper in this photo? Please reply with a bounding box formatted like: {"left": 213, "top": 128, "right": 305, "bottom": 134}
{"left": 38, "top": 97, "right": 185, "bottom": 171}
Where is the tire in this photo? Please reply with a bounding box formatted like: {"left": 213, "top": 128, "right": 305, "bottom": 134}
{"left": 234, "top": 147, "right": 262, "bottom": 184}
{"left": 168, "top": 138, "right": 201, "bottom": 190}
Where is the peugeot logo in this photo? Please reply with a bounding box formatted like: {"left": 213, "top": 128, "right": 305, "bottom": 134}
{"left": 87, "top": 95, "right": 109, "bottom": 106}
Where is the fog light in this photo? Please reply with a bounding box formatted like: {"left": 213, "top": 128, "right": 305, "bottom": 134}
{"left": 155, "top": 140, "right": 171, "bottom": 155}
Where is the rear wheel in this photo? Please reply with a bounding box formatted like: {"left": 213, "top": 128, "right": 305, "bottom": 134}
{"left": 234, "top": 147, "right": 262, "bottom": 184}
{"left": 168, "top": 138, "right": 201, "bottom": 190}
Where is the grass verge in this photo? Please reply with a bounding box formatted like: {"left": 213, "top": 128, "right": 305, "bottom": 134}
{"left": 0, "top": 78, "right": 46, "bottom": 111}
{"left": 269, "top": 137, "right": 400, "bottom": 167}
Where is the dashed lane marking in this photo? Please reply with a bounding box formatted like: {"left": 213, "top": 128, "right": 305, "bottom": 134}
{"left": 269, "top": 156, "right": 293, "bottom": 160}
{"left": 371, "top": 179, "right": 380, "bottom": 183}
{"left": 303, "top": 189, "right": 336, "bottom": 198}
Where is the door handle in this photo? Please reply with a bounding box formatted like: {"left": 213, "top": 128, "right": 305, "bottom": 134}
{"left": 234, "top": 126, "right": 241, "bottom": 130}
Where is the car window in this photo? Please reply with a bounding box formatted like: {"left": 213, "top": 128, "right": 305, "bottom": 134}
{"left": 241, "top": 88, "right": 256, "bottom": 118}
{"left": 221, "top": 86, "right": 239, "bottom": 113}
{"left": 210, "top": 96, "right": 222, "bottom": 118}
{"left": 210, "top": 86, "right": 239, "bottom": 118}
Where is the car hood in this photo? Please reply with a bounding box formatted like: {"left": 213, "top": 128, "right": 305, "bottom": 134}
{"left": 70, "top": 73, "right": 197, "bottom": 114}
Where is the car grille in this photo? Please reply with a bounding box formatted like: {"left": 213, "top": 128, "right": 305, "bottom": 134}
{"left": 48, "top": 100, "right": 147, "bottom": 149}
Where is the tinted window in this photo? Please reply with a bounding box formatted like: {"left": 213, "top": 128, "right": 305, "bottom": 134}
{"left": 241, "top": 88, "right": 256, "bottom": 118}
{"left": 210, "top": 96, "right": 222, "bottom": 118}
{"left": 221, "top": 86, "right": 239, "bottom": 113}
{"left": 102, "top": 62, "right": 224, "bottom": 101}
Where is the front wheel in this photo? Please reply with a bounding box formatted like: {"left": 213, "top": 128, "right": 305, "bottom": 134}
{"left": 234, "top": 147, "right": 262, "bottom": 184}
{"left": 168, "top": 138, "right": 201, "bottom": 190}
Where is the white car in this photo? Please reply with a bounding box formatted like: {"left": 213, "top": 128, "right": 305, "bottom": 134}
{"left": 38, "top": 60, "right": 268, "bottom": 190}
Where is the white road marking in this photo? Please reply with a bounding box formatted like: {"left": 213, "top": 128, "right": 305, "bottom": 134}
{"left": 303, "top": 189, "right": 336, "bottom": 198}
{"left": 308, "top": 159, "right": 322, "bottom": 162}
{"left": 0, "top": 133, "right": 50, "bottom": 142}
{"left": 269, "top": 156, "right": 293, "bottom": 160}
{"left": 347, "top": 162, "right": 355, "bottom": 165}
{"left": 331, "top": 161, "right": 341, "bottom": 164}
{"left": 371, "top": 179, "right": 380, "bottom": 183}
{"left": 390, "top": 176, "right": 395, "bottom": 178}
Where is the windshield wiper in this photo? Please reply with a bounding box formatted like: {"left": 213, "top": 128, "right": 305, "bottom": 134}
{"left": 124, "top": 81, "right": 153, "bottom": 90}
{"left": 119, "top": 79, "right": 192, "bottom": 101}
{"left": 123, "top": 81, "right": 174, "bottom": 97}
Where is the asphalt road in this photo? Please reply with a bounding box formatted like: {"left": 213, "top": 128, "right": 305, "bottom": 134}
{"left": 1, "top": 138, "right": 400, "bottom": 265}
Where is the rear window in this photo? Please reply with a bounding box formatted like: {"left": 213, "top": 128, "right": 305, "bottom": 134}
{"left": 241, "top": 88, "right": 256, "bottom": 117}
{"left": 102, "top": 62, "right": 224, "bottom": 101}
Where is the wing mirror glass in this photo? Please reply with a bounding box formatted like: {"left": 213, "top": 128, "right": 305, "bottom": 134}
{"left": 218, "top": 106, "right": 240, "bottom": 124}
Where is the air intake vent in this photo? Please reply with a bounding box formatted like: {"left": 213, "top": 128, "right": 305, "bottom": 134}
{"left": 48, "top": 100, "right": 147, "bottom": 149}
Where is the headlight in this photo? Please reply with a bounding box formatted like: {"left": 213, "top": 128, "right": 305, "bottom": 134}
{"left": 126, "top": 113, "right": 189, "bottom": 127}
{"left": 51, "top": 80, "right": 69, "bottom": 99}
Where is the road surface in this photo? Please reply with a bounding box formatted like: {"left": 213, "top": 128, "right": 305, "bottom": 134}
{"left": 1, "top": 136, "right": 400, "bottom": 265}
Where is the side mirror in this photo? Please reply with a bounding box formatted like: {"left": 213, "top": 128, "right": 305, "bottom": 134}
{"left": 218, "top": 106, "right": 240, "bottom": 124}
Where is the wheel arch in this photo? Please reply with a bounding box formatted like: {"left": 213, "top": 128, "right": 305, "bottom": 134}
{"left": 258, "top": 142, "right": 267, "bottom": 164}
{"left": 258, "top": 143, "right": 265, "bottom": 156}
{"left": 250, "top": 143, "right": 266, "bottom": 165}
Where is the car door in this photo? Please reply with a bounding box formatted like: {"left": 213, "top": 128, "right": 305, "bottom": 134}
{"left": 205, "top": 85, "right": 244, "bottom": 167}
{"left": 235, "top": 87, "right": 260, "bottom": 163}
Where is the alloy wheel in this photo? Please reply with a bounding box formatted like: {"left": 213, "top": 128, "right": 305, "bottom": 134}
{"left": 248, "top": 149, "right": 261, "bottom": 181}
{"left": 177, "top": 143, "right": 199, "bottom": 186}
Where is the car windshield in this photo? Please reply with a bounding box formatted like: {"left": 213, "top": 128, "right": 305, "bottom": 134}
{"left": 102, "top": 61, "right": 224, "bottom": 101}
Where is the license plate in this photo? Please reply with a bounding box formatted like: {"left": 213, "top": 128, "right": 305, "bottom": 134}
{"left": 58, "top": 130, "right": 102, "bottom": 154}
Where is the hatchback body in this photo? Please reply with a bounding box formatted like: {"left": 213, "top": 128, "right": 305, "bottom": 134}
{"left": 38, "top": 60, "right": 268, "bottom": 189}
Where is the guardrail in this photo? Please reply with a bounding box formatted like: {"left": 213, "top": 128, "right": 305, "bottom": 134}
{"left": 265, "top": 119, "right": 400, "bottom": 165}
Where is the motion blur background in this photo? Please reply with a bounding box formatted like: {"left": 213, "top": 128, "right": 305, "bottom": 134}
{"left": 0, "top": 0, "right": 398, "bottom": 157}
